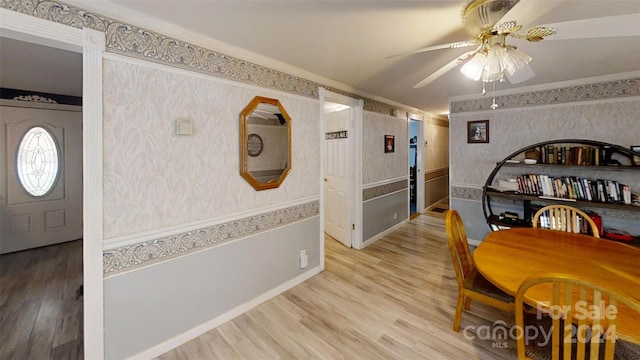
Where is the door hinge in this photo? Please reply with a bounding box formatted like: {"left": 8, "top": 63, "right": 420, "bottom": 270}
{"left": 352, "top": 224, "right": 355, "bottom": 230}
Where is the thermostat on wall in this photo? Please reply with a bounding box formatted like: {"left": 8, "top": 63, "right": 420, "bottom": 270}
{"left": 175, "top": 118, "right": 193, "bottom": 135}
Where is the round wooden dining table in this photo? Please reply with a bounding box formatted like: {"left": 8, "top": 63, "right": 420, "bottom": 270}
{"left": 474, "top": 227, "right": 640, "bottom": 344}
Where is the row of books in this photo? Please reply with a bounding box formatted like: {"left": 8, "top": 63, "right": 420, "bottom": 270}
{"left": 528, "top": 205, "right": 598, "bottom": 236}
{"left": 512, "top": 174, "right": 633, "bottom": 204}
{"left": 539, "top": 145, "right": 605, "bottom": 166}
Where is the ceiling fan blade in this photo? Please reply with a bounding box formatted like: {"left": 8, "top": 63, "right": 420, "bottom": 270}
{"left": 413, "top": 50, "right": 477, "bottom": 89}
{"left": 540, "top": 14, "right": 640, "bottom": 41}
{"left": 387, "top": 40, "right": 478, "bottom": 59}
{"left": 499, "top": 0, "right": 568, "bottom": 29}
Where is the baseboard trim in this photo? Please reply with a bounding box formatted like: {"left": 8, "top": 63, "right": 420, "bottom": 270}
{"left": 127, "top": 265, "right": 323, "bottom": 360}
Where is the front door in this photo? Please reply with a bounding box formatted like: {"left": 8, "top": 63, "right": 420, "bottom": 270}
{"left": 1, "top": 105, "right": 82, "bottom": 254}
{"left": 324, "top": 108, "right": 352, "bottom": 247}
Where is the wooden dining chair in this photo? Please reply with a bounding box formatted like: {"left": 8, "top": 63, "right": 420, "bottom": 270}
{"left": 532, "top": 205, "right": 600, "bottom": 237}
{"left": 515, "top": 273, "right": 640, "bottom": 360}
{"left": 445, "top": 210, "right": 514, "bottom": 332}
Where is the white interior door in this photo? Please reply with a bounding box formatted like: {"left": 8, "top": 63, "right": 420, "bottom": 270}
{"left": 324, "top": 108, "right": 352, "bottom": 247}
{"left": 1, "top": 105, "right": 82, "bottom": 254}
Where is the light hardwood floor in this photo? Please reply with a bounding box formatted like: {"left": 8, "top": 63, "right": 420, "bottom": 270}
{"left": 158, "top": 214, "right": 516, "bottom": 360}
{"left": 0, "top": 240, "right": 83, "bottom": 360}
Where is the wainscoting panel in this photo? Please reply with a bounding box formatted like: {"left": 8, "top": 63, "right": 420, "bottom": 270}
{"left": 103, "top": 216, "right": 320, "bottom": 359}
{"left": 363, "top": 189, "right": 408, "bottom": 242}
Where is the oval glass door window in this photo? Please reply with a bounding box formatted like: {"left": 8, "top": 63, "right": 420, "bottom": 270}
{"left": 16, "top": 126, "right": 60, "bottom": 197}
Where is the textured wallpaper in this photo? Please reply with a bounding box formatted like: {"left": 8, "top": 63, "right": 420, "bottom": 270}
{"left": 103, "top": 59, "right": 319, "bottom": 238}
{"left": 362, "top": 111, "right": 408, "bottom": 185}
{"left": 449, "top": 99, "right": 640, "bottom": 190}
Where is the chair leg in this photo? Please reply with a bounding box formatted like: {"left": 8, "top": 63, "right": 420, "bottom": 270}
{"left": 464, "top": 297, "right": 471, "bottom": 310}
{"left": 453, "top": 293, "right": 465, "bottom": 332}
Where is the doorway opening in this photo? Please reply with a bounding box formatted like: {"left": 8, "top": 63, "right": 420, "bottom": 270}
{"left": 408, "top": 117, "right": 424, "bottom": 220}
{"left": 409, "top": 120, "right": 418, "bottom": 217}
{"left": 0, "top": 38, "right": 84, "bottom": 358}
{"left": 319, "top": 88, "right": 363, "bottom": 255}
{"left": 0, "top": 14, "right": 105, "bottom": 356}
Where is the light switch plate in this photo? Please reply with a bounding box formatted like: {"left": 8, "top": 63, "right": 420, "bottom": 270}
{"left": 175, "top": 118, "right": 193, "bottom": 135}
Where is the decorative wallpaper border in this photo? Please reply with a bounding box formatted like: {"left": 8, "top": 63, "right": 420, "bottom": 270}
{"left": 451, "top": 186, "right": 483, "bottom": 201}
{"left": 450, "top": 78, "right": 640, "bottom": 113}
{"left": 103, "top": 201, "right": 319, "bottom": 276}
{"left": 1, "top": 0, "right": 404, "bottom": 116}
{"left": 363, "top": 180, "right": 408, "bottom": 202}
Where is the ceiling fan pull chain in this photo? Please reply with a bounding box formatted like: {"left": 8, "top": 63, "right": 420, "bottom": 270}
{"left": 491, "top": 81, "right": 499, "bottom": 109}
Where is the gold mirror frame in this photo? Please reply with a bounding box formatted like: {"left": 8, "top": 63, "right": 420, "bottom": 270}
{"left": 240, "top": 96, "right": 291, "bottom": 190}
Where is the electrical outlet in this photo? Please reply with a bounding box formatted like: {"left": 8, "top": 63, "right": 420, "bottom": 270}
{"left": 299, "top": 249, "right": 308, "bottom": 269}
{"left": 393, "top": 212, "right": 397, "bottom": 220}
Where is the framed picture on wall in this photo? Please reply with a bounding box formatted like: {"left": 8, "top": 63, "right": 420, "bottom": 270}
{"left": 467, "top": 120, "right": 489, "bottom": 144}
{"left": 631, "top": 145, "right": 640, "bottom": 164}
{"left": 385, "top": 135, "right": 395, "bottom": 153}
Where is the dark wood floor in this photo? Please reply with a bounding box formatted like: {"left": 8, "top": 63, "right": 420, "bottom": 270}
{"left": 0, "top": 240, "right": 83, "bottom": 360}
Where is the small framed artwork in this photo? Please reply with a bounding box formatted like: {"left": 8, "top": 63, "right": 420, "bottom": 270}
{"left": 467, "top": 120, "right": 489, "bottom": 144}
{"left": 385, "top": 135, "right": 395, "bottom": 153}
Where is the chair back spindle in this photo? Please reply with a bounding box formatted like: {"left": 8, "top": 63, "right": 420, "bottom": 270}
{"left": 445, "top": 210, "right": 514, "bottom": 332}
{"left": 515, "top": 273, "right": 639, "bottom": 360}
{"left": 532, "top": 205, "right": 600, "bottom": 237}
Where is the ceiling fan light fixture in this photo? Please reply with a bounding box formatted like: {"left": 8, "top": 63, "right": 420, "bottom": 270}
{"left": 506, "top": 62, "right": 535, "bottom": 84}
{"left": 481, "top": 68, "right": 504, "bottom": 82}
{"left": 460, "top": 52, "right": 487, "bottom": 81}
{"left": 503, "top": 46, "right": 532, "bottom": 73}
{"left": 485, "top": 46, "right": 503, "bottom": 75}
{"left": 461, "top": 37, "right": 534, "bottom": 84}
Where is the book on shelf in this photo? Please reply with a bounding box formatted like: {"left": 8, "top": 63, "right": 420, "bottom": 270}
{"left": 501, "top": 173, "right": 634, "bottom": 205}
{"left": 540, "top": 144, "right": 606, "bottom": 166}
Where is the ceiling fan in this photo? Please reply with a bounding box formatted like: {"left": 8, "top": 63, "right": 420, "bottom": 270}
{"left": 398, "top": 0, "right": 560, "bottom": 90}
{"left": 394, "top": 0, "right": 640, "bottom": 95}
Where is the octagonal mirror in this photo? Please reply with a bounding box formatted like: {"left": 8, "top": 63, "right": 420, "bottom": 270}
{"left": 240, "top": 96, "right": 291, "bottom": 190}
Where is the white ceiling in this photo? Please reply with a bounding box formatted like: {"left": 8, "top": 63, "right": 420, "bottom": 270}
{"left": 4, "top": 0, "right": 640, "bottom": 115}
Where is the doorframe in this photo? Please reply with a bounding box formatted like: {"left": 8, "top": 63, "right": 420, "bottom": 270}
{"left": 1, "top": 9, "right": 105, "bottom": 358}
{"left": 318, "top": 88, "right": 363, "bottom": 261}
{"left": 407, "top": 113, "right": 425, "bottom": 214}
